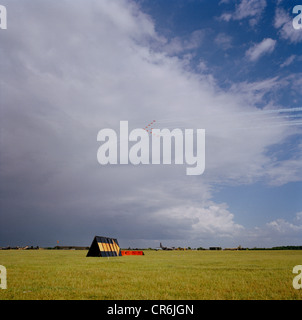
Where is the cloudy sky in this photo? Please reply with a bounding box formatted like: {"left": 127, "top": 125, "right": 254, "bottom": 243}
{"left": 0, "top": 0, "right": 302, "bottom": 248}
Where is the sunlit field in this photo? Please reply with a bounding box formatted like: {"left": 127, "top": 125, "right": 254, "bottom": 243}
{"left": 0, "top": 250, "right": 301, "bottom": 300}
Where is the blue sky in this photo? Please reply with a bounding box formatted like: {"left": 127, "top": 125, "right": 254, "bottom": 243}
{"left": 137, "top": 0, "right": 302, "bottom": 235}
{"left": 0, "top": 0, "right": 301, "bottom": 248}
{"left": 139, "top": 0, "right": 302, "bottom": 87}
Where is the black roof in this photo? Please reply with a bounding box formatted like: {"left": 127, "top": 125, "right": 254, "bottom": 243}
{"left": 94, "top": 236, "right": 118, "bottom": 242}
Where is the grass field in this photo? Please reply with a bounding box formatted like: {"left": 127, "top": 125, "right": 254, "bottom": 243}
{"left": 0, "top": 250, "right": 301, "bottom": 300}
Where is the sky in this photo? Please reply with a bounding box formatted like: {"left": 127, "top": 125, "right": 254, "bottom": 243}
{"left": 0, "top": 0, "right": 302, "bottom": 249}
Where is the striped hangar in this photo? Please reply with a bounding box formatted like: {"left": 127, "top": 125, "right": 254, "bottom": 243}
{"left": 86, "top": 236, "right": 122, "bottom": 257}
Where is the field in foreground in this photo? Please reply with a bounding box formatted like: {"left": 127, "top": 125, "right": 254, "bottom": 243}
{"left": 0, "top": 250, "right": 301, "bottom": 300}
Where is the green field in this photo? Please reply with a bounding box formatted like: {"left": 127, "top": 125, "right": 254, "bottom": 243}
{"left": 0, "top": 250, "right": 301, "bottom": 300}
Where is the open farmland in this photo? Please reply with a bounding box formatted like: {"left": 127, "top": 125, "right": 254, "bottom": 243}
{"left": 0, "top": 250, "right": 301, "bottom": 300}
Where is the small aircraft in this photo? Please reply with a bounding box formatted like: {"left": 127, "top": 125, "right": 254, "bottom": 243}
{"left": 159, "top": 242, "right": 175, "bottom": 250}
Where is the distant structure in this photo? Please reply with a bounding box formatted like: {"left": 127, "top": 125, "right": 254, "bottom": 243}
{"left": 0, "top": 245, "right": 39, "bottom": 250}
{"left": 86, "top": 236, "right": 122, "bottom": 257}
{"left": 160, "top": 242, "right": 174, "bottom": 250}
{"left": 54, "top": 246, "right": 89, "bottom": 250}
{"left": 121, "top": 250, "right": 144, "bottom": 256}
{"left": 209, "top": 247, "right": 222, "bottom": 250}
{"left": 224, "top": 245, "right": 245, "bottom": 251}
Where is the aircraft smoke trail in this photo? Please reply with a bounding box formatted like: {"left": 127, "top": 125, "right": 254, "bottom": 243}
{"left": 109, "top": 106, "right": 302, "bottom": 147}
{"left": 151, "top": 106, "right": 302, "bottom": 131}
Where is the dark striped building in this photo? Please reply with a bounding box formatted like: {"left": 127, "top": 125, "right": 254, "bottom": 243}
{"left": 86, "top": 236, "right": 122, "bottom": 257}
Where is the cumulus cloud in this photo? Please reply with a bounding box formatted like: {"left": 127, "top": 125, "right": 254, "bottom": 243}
{"left": 220, "top": 212, "right": 302, "bottom": 248}
{"left": 263, "top": 212, "right": 302, "bottom": 245}
{"left": 153, "top": 204, "right": 244, "bottom": 238}
{"left": 219, "top": 0, "right": 266, "bottom": 26}
{"left": 280, "top": 55, "right": 296, "bottom": 68}
{"left": 233, "top": 0, "right": 266, "bottom": 20}
{"left": 266, "top": 219, "right": 302, "bottom": 233}
{"left": 245, "top": 38, "right": 276, "bottom": 61}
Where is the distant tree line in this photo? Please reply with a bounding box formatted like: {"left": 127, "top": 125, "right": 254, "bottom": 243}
{"left": 249, "top": 246, "right": 302, "bottom": 250}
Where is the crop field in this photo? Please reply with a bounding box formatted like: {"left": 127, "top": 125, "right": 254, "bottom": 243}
{"left": 0, "top": 250, "right": 301, "bottom": 300}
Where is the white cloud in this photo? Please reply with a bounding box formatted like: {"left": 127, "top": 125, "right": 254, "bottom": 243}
{"left": 219, "top": 0, "right": 231, "bottom": 5}
{"left": 267, "top": 217, "right": 302, "bottom": 233}
{"left": 229, "top": 76, "right": 284, "bottom": 104}
{"left": 161, "top": 29, "right": 205, "bottom": 55}
{"left": 222, "top": 212, "right": 302, "bottom": 248}
{"left": 280, "top": 55, "right": 296, "bottom": 68}
{"left": 219, "top": 0, "right": 266, "bottom": 25}
{"left": 233, "top": 0, "right": 266, "bottom": 20}
{"left": 265, "top": 143, "right": 302, "bottom": 186}
{"left": 214, "top": 33, "right": 233, "bottom": 50}
{"left": 220, "top": 13, "right": 232, "bottom": 22}
{"left": 197, "top": 59, "right": 208, "bottom": 72}
{"left": 153, "top": 204, "right": 244, "bottom": 239}
{"left": 274, "top": 7, "right": 289, "bottom": 29}
{"left": 245, "top": 38, "right": 276, "bottom": 61}
{"left": 296, "top": 212, "right": 302, "bottom": 223}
